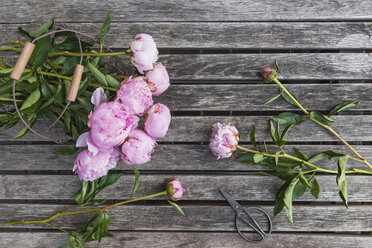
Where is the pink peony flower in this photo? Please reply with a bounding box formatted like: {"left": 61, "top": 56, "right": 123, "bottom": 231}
{"left": 166, "top": 178, "right": 184, "bottom": 201}
{"left": 116, "top": 76, "right": 153, "bottom": 116}
{"left": 88, "top": 101, "right": 139, "bottom": 150}
{"left": 130, "top": 34, "right": 159, "bottom": 74}
{"left": 73, "top": 147, "right": 120, "bottom": 181}
{"left": 145, "top": 63, "right": 170, "bottom": 96}
{"left": 144, "top": 103, "right": 171, "bottom": 138}
{"left": 261, "top": 67, "right": 277, "bottom": 82}
{"left": 121, "top": 129, "right": 156, "bottom": 165}
{"left": 209, "top": 123, "right": 239, "bottom": 159}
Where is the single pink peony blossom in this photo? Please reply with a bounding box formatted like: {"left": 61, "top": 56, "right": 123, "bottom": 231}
{"left": 121, "top": 129, "right": 156, "bottom": 165}
{"left": 145, "top": 63, "right": 170, "bottom": 96}
{"left": 209, "top": 123, "right": 239, "bottom": 159}
{"left": 73, "top": 147, "right": 120, "bottom": 181}
{"left": 261, "top": 67, "right": 277, "bottom": 82}
{"left": 166, "top": 178, "right": 184, "bottom": 201}
{"left": 117, "top": 76, "right": 153, "bottom": 116}
{"left": 144, "top": 103, "right": 171, "bottom": 138}
{"left": 130, "top": 34, "right": 159, "bottom": 74}
{"left": 88, "top": 101, "right": 139, "bottom": 150}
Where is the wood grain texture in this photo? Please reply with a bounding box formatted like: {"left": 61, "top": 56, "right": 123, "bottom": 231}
{"left": 0, "top": 232, "right": 371, "bottom": 248}
{"left": 2, "top": 204, "right": 372, "bottom": 232}
{"left": 2, "top": 22, "right": 371, "bottom": 49}
{"left": 1, "top": 0, "right": 371, "bottom": 22}
{"left": 159, "top": 83, "right": 372, "bottom": 111}
{"left": 1, "top": 174, "right": 372, "bottom": 202}
{"left": 1, "top": 115, "right": 372, "bottom": 142}
{"left": 161, "top": 53, "right": 372, "bottom": 80}
{"left": 1, "top": 144, "right": 371, "bottom": 171}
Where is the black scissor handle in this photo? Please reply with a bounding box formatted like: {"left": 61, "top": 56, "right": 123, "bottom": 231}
{"left": 244, "top": 207, "right": 273, "bottom": 235}
{"left": 234, "top": 207, "right": 272, "bottom": 242}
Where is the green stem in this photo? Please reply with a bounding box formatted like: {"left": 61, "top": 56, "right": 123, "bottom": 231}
{"left": 0, "top": 47, "right": 22, "bottom": 52}
{"left": 272, "top": 77, "right": 372, "bottom": 170}
{"left": 236, "top": 145, "right": 372, "bottom": 175}
{"left": 48, "top": 51, "right": 128, "bottom": 57}
{"left": 4, "top": 191, "right": 167, "bottom": 226}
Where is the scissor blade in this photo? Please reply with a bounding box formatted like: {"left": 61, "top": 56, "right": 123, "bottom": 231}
{"left": 219, "top": 189, "right": 243, "bottom": 213}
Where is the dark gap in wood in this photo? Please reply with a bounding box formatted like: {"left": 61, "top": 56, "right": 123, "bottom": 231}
{"left": 169, "top": 79, "right": 372, "bottom": 84}
{"left": 171, "top": 110, "right": 368, "bottom": 116}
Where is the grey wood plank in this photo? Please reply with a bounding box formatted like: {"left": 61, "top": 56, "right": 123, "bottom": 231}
{"left": 0, "top": 0, "right": 371, "bottom": 22}
{"left": 2, "top": 204, "right": 372, "bottom": 232}
{"left": 159, "top": 84, "right": 372, "bottom": 111}
{"left": 160, "top": 53, "right": 372, "bottom": 80}
{"left": 1, "top": 115, "right": 372, "bottom": 142}
{"left": 2, "top": 22, "right": 371, "bottom": 49}
{"left": 1, "top": 144, "right": 372, "bottom": 171}
{"left": 0, "top": 232, "right": 371, "bottom": 248}
{"left": 1, "top": 174, "right": 372, "bottom": 202}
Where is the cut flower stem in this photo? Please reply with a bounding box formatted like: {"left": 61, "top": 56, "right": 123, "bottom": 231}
{"left": 4, "top": 191, "right": 167, "bottom": 227}
{"left": 236, "top": 145, "right": 372, "bottom": 175}
{"left": 271, "top": 77, "right": 372, "bottom": 170}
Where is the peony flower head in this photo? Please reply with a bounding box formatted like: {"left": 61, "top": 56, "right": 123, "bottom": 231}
{"left": 145, "top": 63, "right": 170, "bottom": 96}
{"left": 261, "top": 67, "right": 277, "bottom": 82}
{"left": 73, "top": 147, "right": 120, "bottom": 181}
{"left": 89, "top": 101, "right": 139, "bottom": 150}
{"left": 166, "top": 178, "right": 184, "bottom": 201}
{"left": 144, "top": 103, "right": 171, "bottom": 138}
{"left": 209, "top": 123, "right": 239, "bottom": 159}
{"left": 116, "top": 76, "right": 153, "bottom": 116}
{"left": 130, "top": 34, "right": 159, "bottom": 74}
{"left": 121, "top": 129, "right": 156, "bottom": 165}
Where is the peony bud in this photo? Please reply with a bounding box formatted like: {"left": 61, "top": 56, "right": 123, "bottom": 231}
{"left": 73, "top": 147, "right": 120, "bottom": 181}
{"left": 209, "top": 123, "right": 239, "bottom": 159}
{"left": 130, "top": 34, "right": 159, "bottom": 74}
{"left": 166, "top": 178, "right": 184, "bottom": 201}
{"left": 261, "top": 67, "right": 277, "bottom": 82}
{"left": 145, "top": 63, "right": 170, "bottom": 96}
{"left": 121, "top": 129, "right": 156, "bottom": 165}
{"left": 144, "top": 103, "right": 171, "bottom": 138}
{"left": 116, "top": 76, "right": 154, "bottom": 116}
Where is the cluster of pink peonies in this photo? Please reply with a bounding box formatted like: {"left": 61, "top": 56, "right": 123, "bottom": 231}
{"left": 73, "top": 34, "right": 171, "bottom": 181}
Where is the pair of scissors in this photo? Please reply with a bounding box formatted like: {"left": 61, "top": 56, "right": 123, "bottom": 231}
{"left": 220, "top": 189, "right": 272, "bottom": 243}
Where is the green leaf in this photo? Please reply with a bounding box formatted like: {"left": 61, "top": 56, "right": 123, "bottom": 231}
{"left": 281, "top": 89, "right": 299, "bottom": 106}
{"left": 275, "top": 151, "right": 280, "bottom": 166}
{"left": 298, "top": 170, "right": 311, "bottom": 189}
{"left": 18, "top": 27, "right": 32, "bottom": 41}
{"left": 308, "top": 150, "right": 344, "bottom": 163}
{"left": 283, "top": 178, "right": 298, "bottom": 224}
{"left": 54, "top": 84, "right": 64, "bottom": 105}
{"left": 329, "top": 100, "right": 359, "bottom": 116}
{"left": 236, "top": 153, "right": 255, "bottom": 165}
{"left": 0, "top": 79, "right": 13, "bottom": 96}
{"left": 269, "top": 120, "right": 279, "bottom": 144}
{"left": 274, "top": 179, "right": 293, "bottom": 216}
{"left": 87, "top": 62, "right": 107, "bottom": 86}
{"left": 99, "top": 11, "right": 111, "bottom": 51}
{"left": 106, "top": 75, "right": 120, "bottom": 89}
{"left": 56, "top": 145, "right": 79, "bottom": 155}
{"left": 337, "top": 155, "right": 349, "bottom": 208}
{"left": 265, "top": 92, "right": 282, "bottom": 105}
{"left": 12, "top": 114, "right": 37, "bottom": 140}
{"left": 41, "top": 80, "right": 54, "bottom": 98}
{"left": 310, "top": 111, "right": 337, "bottom": 125}
{"left": 310, "top": 178, "right": 320, "bottom": 199}
{"left": 30, "top": 19, "right": 54, "bottom": 37}
{"left": 167, "top": 200, "right": 185, "bottom": 216}
{"left": 20, "top": 88, "right": 40, "bottom": 110}
{"left": 263, "top": 141, "right": 268, "bottom": 153}
{"left": 29, "top": 36, "right": 51, "bottom": 68}
{"left": 272, "top": 112, "right": 305, "bottom": 126}
{"left": 253, "top": 153, "right": 264, "bottom": 164}
{"left": 249, "top": 126, "right": 258, "bottom": 150}
{"left": 293, "top": 147, "right": 309, "bottom": 161}
{"left": 280, "top": 124, "right": 294, "bottom": 141}
{"left": 130, "top": 168, "right": 140, "bottom": 198}
{"left": 292, "top": 179, "right": 307, "bottom": 201}
{"left": 62, "top": 57, "right": 80, "bottom": 74}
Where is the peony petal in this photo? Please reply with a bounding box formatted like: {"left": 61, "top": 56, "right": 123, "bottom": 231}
{"left": 91, "top": 87, "right": 107, "bottom": 109}
{"left": 76, "top": 132, "right": 88, "bottom": 147}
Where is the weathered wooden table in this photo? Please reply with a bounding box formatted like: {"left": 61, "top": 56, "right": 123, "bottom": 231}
{"left": 1, "top": 1, "right": 372, "bottom": 247}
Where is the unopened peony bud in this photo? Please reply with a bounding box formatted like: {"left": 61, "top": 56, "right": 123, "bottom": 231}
{"left": 145, "top": 63, "right": 170, "bottom": 96}
{"left": 144, "top": 103, "right": 171, "bottom": 138}
{"left": 166, "top": 178, "right": 184, "bottom": 201}
{"left": 209, "top": 123, "right": 239, "bottom": 159}
{"left": 261, "top": 67, "right": 277, "bottom": 82}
